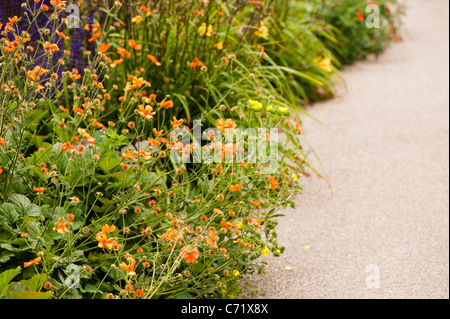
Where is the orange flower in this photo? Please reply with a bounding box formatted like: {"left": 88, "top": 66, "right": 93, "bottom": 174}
{"left": 117, "top": 48, "right": 132, "bottom": 58}
{"left": 158, "top": 100, "right": 174, "bottom": 109}
{"left": 119, "top": 256, "right": 136, "bottom": 276}
{"left": 53, "top": 220, "right": 70, "bottom": 234}
{"left": 99, "top": 43, "right": 110, "bottom": 52}
{"left": 171, "top": 116, "right": 184, "bottom": 128}
{"left": 0, "top": 166, "right": 3, "bottom": 175}
{"left": 50, "top": 0, "right": 66, "bottom": 10}
{"left": 137, "top": 104, "right": 156, "bottom": 120}
{"left": 96, "top": 233, "right": 119, "bottom": 250}
{"left": 180, "top": 246, "right": 199, "bottom": 263}
{"left": 229, "top": 184, "right": 241, "bottom": 192}
{"left": 88, "top": 31, "right": 101, "bottom": 43}
{"left": 133, "top": 289, "right": 145, "bottom": 297}
{"left": 122, "top": 150, "right": 138, "bottom": 162}
{"left": 24, "top": 256, "right": 41, "bottom": 268}
{"left": 157, "top": 228, "right": 181, "bottom": 243}
{"left": 189, "top": 57, "right": 204, "bottom": 68}
{"left": 60, "top": 142, "right": 74, "bottom": 152}
{"left": 128, "top": 39, "right": 142, "bottom": 50}
{"left": 33, "top": 186, "right": 45, "bottom": 192}
{"left": 56, "top": 30, "right": 69, "bottom": 40}
{"left": 357, "top": 12, "right": 364, "bottom": 22}
{"left": 216, "top": 118, "right": 237, "bottom": 131}
{"left": 153, "top": 128, "right": 164, "bottom": 136}
{"left": 267, "top": 176, "right": 278, "bottom": 190}
{"left": 147, "top": 54, "right": 161, "bottom": 66}
{"left": 43, "top": 41, "right": 59, "bottom": 54}
{"left": 8, "top": 16, "right": 22, "bottom": 24}
{"left": 101, "top": 224, "right": 116, "bottom": 234}
{"left": 0, "top": 137, "right": 5, "bottom": 146}
{"left": 205, "top": 230, "right": 218, "bottom": 247}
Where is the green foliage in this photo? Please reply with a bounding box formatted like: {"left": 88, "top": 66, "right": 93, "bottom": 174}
{"left": 0, "top": 0, "right": 402, "bottom": 299}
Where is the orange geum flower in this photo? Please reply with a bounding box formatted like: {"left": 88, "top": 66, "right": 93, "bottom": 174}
{"left": 50, "top": 0, "right": 67, "bottom": 10}
{"left": 117, "top": 48, "right": 132, "bottom": 58}
{"left": 33, "top": 186, "right": 45, "bottom": 192}
{"left": 119, "top": 256, "right": 136, "bottom": 276}
{"left": 99, "top": 42, "right": 110, "bottom": 52}
{"left": 56, "top": 29, "right": 69, "bottom": 40}
{"left": 8, "top": 16, "right": 22, "bottom": 24}
{"left": 158, "top": 100, "right": 173, "bottom": 109}
{"left": 133, "top": 289, "right": 145, "bottom": 297}
{"left": 153, "top": 128, "right": 164, "bottom": 137}
{"left": 96, "top": 232, "right": 119, "bottom": 250}
{"left": 157, "top": 228, "right": 180, "bottom": 243}
{"left": 128, "top": 39, "right": 142, "bottom": 50}
{"left": 24, "top": 256, "right": 41, "bottom": 268}
{"left": 229, "top": 184, "right": 241, "bottom": 192}
{"left": 170, "top": 116, "right": 184, "bottom": 128}
{"left": 0, "top": 137, "right": 5, "bottom": 146}
{"left": 147, "top": 54, "right": 161, "bottom": 66}
{"left": 137, "top": 104, "right": 156, "bottom": 120}
{"left": 216, "top": 118, "right": 237, "bottom": 131}
{"left": 43, "top": 41, "right": 60, "bottom": 54}
{"left": 60, "top": 142, "right": 74, "bottom": 152}
{"left": 122, "top": 150, "right": 138, "bottom": 162}
{"left": 88, "top": 31, "right": 101, "bottom": 43}
{"left": 132, "top": 15, "right": 144, "bottom": 24}
{"left": 189, "top": 57, "right": 204, "bottom": 68}
{"left": 53, "top": 220, "right": 70, "bottom": 234}
{"left": 139, "top": 5, "right": 152, "bottom": 16}
{"left": 180, "top": 246, "right": 199, "bottom": 263}
{"left": 101, "top": 224, "right": 116, "bottom": 234}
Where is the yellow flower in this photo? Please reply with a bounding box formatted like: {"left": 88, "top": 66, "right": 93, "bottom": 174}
{"left": 233, "top": 270, "right": 240, "bottom": 276}
{"left": 199, "top": 23, "right": 213, "bottom": 37}
{"left": 279, "top": 107, "right": 289, "bottom": 114}
{"left": 214, "top": 41, "right": 224, "bottom": 50}
{"left": 262, "top": 247, "right": 270, "bottom": 257}
{"left": 132, "top": 16, "right": 144, "bottom": 24}
{"left": 267, "top": 105, "right": 273, "bottom": 112}
{"left": 291, "top": 174, "right": 298, "bottom": 181}
{"left": 249, "top": 100, "right": 263, "bottom": 110}
{"left": 254, "top": 21, "right": 269, "bottom": 38}
{"left": 316, "top": 56, "right": 333, "bottom": 73}
{"left": 237, "top": 222, "right": 243, "bottom": 229}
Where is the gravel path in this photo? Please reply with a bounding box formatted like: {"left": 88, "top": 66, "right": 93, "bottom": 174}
{"left": 244, "top": 0, "right": 449, "bottom": 299}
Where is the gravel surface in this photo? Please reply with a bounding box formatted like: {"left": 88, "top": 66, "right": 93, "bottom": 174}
{"left": 243, "top": 0, "right": 449, "bottom": 299}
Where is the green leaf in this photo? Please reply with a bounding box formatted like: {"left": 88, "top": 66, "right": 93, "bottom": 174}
{"left": 0, "top": 267, "right": 21, "bottom": 297}
{"left": 8, "top": 194, "right": 40, "bottom": 217}
{"left": 27, "top": 221, "right": 42, "bottom": 240}
{"left": 98, "top": 151, "right": 121, "bottom": 174}
{"left": 19, "top": 273, "right": 48, "bottom": 291}
{"left": 0, "top": 203, "right": 19, "bottom": 224}
{"left": 0, "top": 251, "right": 14, "bottom": 263}
{"left": 6, "top": 282, "right": 53, "bottom": 299}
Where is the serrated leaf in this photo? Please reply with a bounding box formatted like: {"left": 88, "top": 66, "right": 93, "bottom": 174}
{"left": 8, "top": 194, "right": 40, "bottom": 217}
{"left": 19, "top": 273, "right": 48, "bottom": 291}
{"left": 0, "top": 267, "right": 21, "bottom": 296}
{"left": 0, "top": 203, "right": 19, "bottom": 224}
{"left": 98, "top": 151, "right": 121, "bottom": 174}
{"left": 0, "top": 251, "right": 14, "bottom": 263}
{"left": 9, "top": 291, "right": 53, "bottom": 299}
